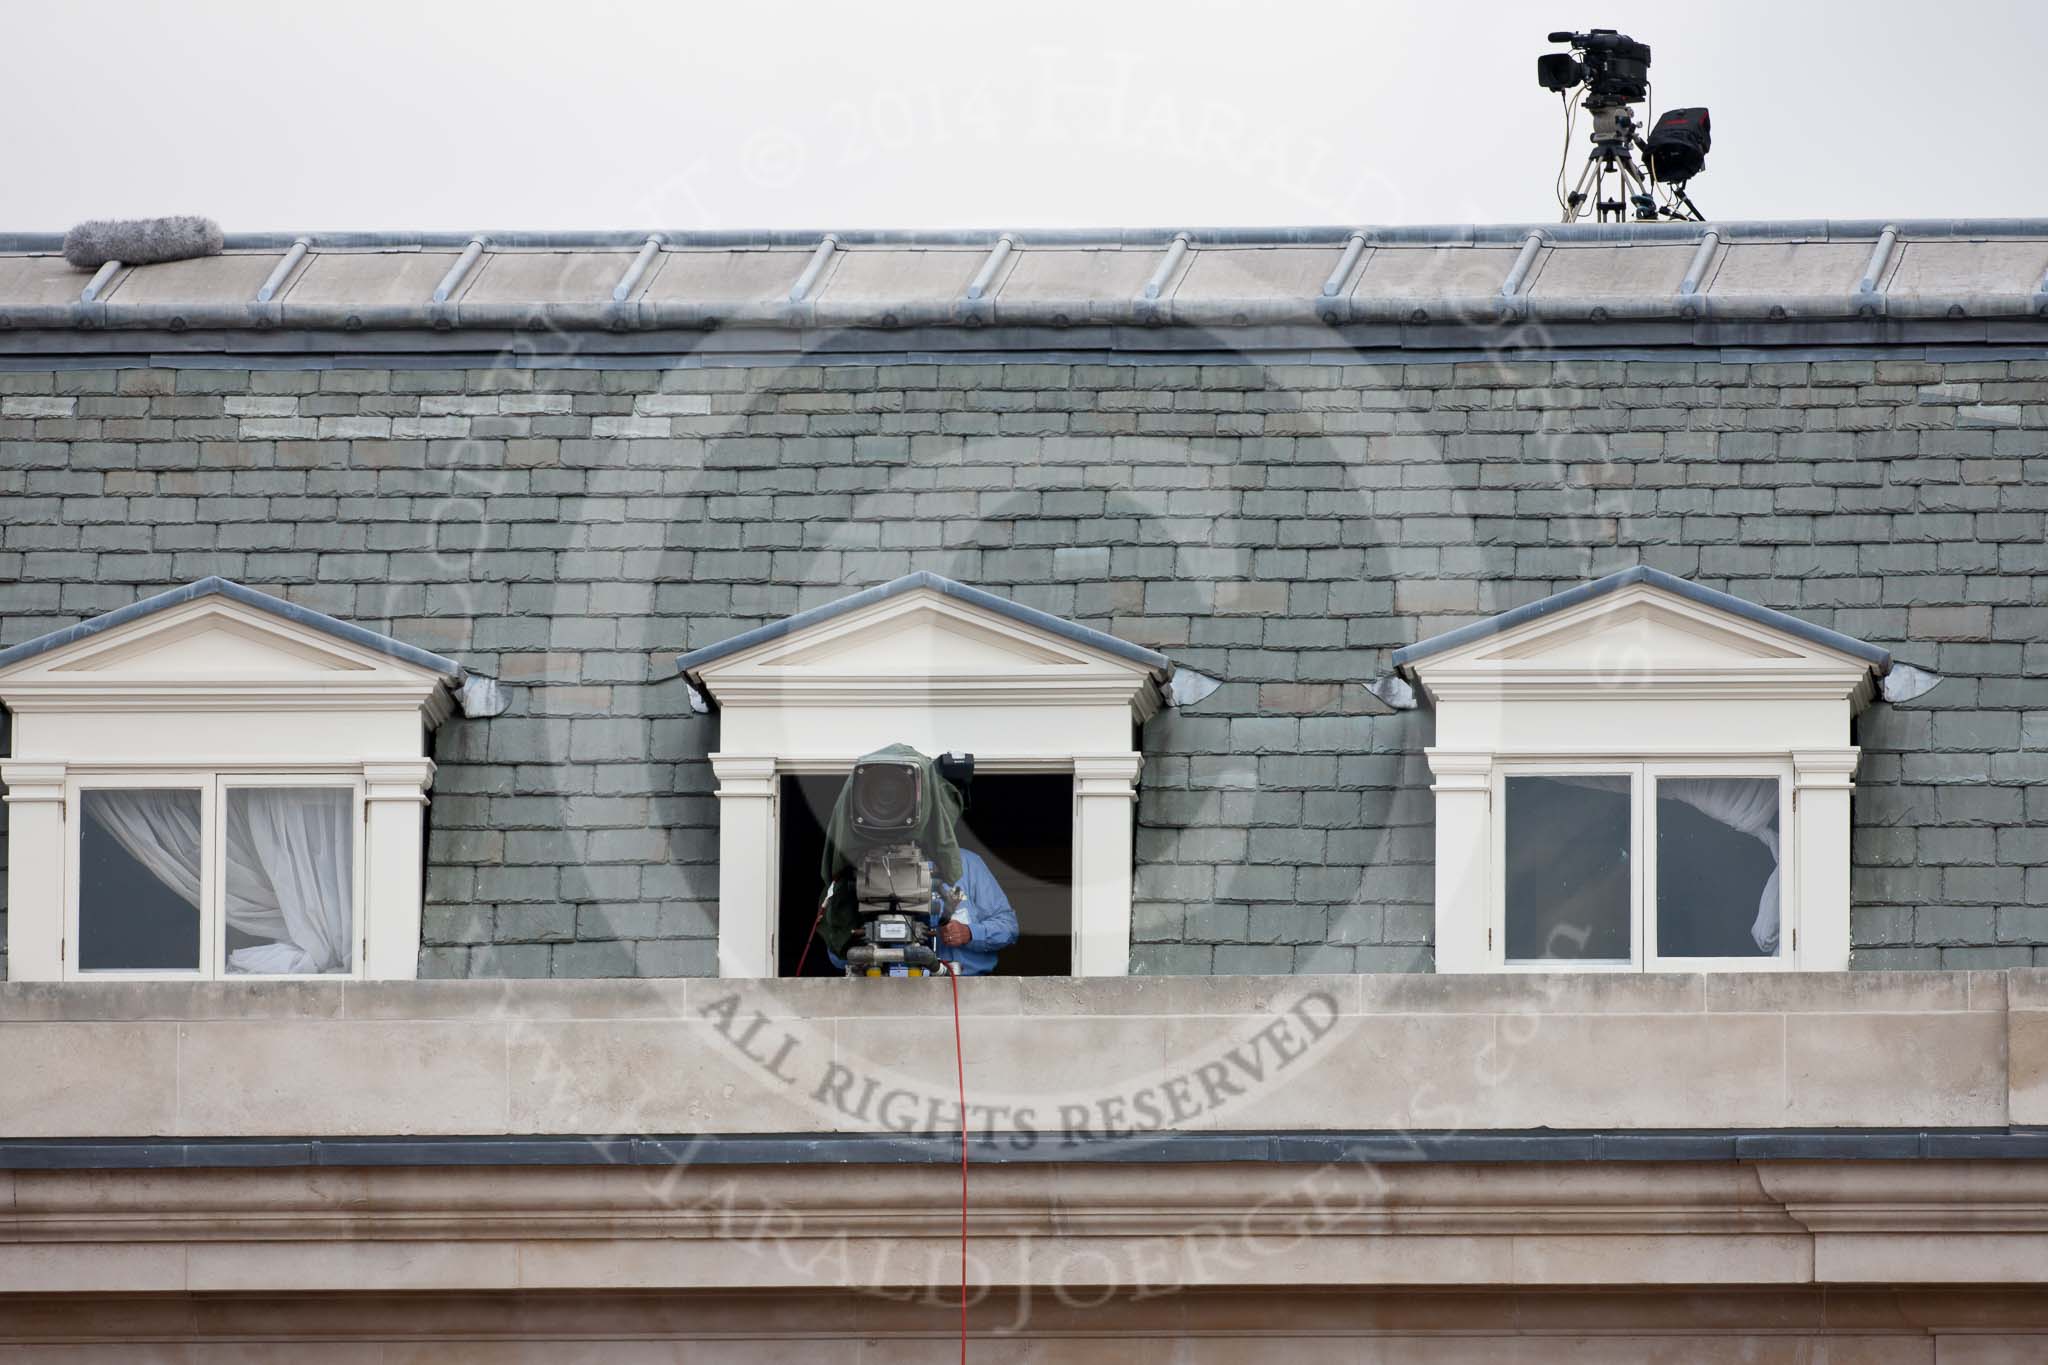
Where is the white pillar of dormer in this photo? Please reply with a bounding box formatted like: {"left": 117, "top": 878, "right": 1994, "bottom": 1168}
{"left": 712, "top": 754, "right": 779, "bottom": 978}
{"left": 1426, "top": 749, "right": 1495, "bottom": 973}
{"left": 1072, "top": 753, "right": 1142, "bottom": 977}
{"left": 1, "top": 762, "right": 68, "bottom": 981}
{"left": 1792, "top": 748, "right": 1860, "bottom": 971}
{"left": 364, "top": 759, "right": 435, "bottom": 980}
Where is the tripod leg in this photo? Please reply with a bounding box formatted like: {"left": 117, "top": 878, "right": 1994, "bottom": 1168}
{"left": 1594, "top": 155, "right": 1623, "bottom": 223}
{"left": 1563, "top": 152, "right": 1602, "bottom": 224}
{"left": 1615, "top": 156, "right": 1660, "bottom": 221}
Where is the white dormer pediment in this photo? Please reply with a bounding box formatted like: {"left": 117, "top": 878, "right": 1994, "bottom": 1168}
{"left": 0, "top": 584, "right": 459, "bottom": 718}
{"left": 1472, "top": 592, "right": 1805, "bottom": 669}
{"left": 1401, "top": 576, "right": 1882, "bottom": 705}
{"left": 756, "top": 597, "right": 1085, "bottom": 673}
{"left": 679, "top": 571, "right": 1172, "bottom": 766}
{"left": 44, "top": 607, "right": 381, "bottom": 678}
{"left": 684, "top": 579, "right": 1168, "bottom": 717}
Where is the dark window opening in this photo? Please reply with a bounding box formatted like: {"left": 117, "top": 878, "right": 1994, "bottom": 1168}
{"left": 777, "top": 772, "right": 1073, "bottom": 977}
{"left": 1503, "top": 775, "right": 1632, "bottom": 963}
{"left": 1655, "top": 782, "right": 1777, "bottom": 959}
{"left": 78, "top": 790, "right": 202, "bottom": 972}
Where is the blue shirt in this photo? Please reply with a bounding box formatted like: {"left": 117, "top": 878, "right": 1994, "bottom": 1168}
{"left": 827, "top": 848, "right": 1019, "bottom": 977}
{"left": 934, "top": 849, "right": 1019, "bottom": 976}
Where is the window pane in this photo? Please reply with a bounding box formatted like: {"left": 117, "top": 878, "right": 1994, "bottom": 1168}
{"left": 1656, "top": 777, "right": 1780, "bottom": 959}
{"left": 79, "top": 789, "right": 202, "bottom": 971}
{"left": 224, "top": 787, "right": 355, "bottom": 975}
{"left": 1504, "top": 775, "right": 1632, "bottom": 962}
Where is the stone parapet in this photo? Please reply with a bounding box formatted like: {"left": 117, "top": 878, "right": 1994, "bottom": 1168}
{"left": 0, "top": 968, "right": 2032, "bottom": 1139}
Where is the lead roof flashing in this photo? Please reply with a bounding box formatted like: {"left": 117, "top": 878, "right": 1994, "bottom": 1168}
{"left": 675, "top": 570, "right": 1173, "bottom": 680}
{"left": 4, "top": 220, "right": 2046, "bottom": 347}
{"left": 7, "top": 219, "right": 2048, "bottom": 254}
{"left": 0, "top": 576, "right": 466, "bottom": 681}
{"left": 1390, "top": 566, "right": 1894, "bottom": 674}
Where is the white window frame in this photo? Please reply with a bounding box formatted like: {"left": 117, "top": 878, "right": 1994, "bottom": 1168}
{"left": 214, "top": 773, "right": 368, "bottom": 980}
{"left": 65, "top": 771, "right": 213, "bottom": 981}
{"left": 1491, "top": 761, "right": 1638, "bottom": 973}
{"left": 63, "top": 770, "right": 368, "bottom": 983}
{"left": 1490, "top": 758, "right": 1797, "bottom": 974}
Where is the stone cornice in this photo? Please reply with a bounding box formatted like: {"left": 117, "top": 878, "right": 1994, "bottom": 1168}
{"left": 5, "top": 1159, "right": 2048, "bottom": 1292}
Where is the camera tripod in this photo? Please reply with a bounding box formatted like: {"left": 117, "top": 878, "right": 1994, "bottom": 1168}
{"left": 1561, "top": 104, "right": 1703, "bottom": 223}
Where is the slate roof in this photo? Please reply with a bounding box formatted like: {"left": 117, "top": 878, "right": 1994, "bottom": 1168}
{"left": 2, "top": 222, "right": 2046, "bottom": 351}
{"left": 676, "top": 571, "right": 1173, "bottom": 678}
{"left": 0, "top": 576, "right": 466, "bottom": 680}
{"left": 1390, "top": 566, "right": 1894, "bottom": 672}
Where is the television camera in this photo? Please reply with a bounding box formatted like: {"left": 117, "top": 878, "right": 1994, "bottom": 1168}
{"left": 1538, "top": 28, "right": 1710, "bottom": 223}
{"left": 820, "top": 745, "right": 976, "bottom": 977}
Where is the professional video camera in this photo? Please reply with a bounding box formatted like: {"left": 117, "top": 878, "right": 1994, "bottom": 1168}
{"left": 1538, "top": 29, "right": 1651, "bottom": 110}
{"left": 1536, "top": 28, "right": 1709, "bottom": 223}
{"left": 818, "top": 745, "right": 976, "bottom": 977}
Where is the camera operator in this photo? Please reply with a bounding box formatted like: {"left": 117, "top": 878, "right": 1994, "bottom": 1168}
{"left": 827, "top": 847, "right": 1018, "bottom": 976}
{"left": 930, "top": 847, "right": 1019, "bottom": 975}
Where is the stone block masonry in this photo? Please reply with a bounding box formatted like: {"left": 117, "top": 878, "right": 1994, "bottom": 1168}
{"left": 0, "top": 355, "right": 2044, "bottom": 977}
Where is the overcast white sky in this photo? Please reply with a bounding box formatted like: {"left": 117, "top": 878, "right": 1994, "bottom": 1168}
{"left": 8, "top": 0, "right": 2046, "bottom": 233}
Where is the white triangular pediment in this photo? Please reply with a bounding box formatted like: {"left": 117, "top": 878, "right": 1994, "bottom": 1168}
{"left": 754, "top": 599, "right": 1080, "bottom": 673}
{"left": 691, "top": 586, "right": 1163, "bottom": 716}
{"left": 1412, "top": 581, "right": 1875, "bottom": 687}
{"left": 0, "top": 597, "right": 442, "bottom": 689}
{"left": 704, "top": 589, "right": 1149, "bottom": 681}
{"left": 52, "top": 613, "right": 376, "bottom": 677}
{"left": 1474, "top": 598, "right": 1802, "bottom": 670}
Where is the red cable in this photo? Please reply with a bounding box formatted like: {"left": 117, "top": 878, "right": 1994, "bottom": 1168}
{"left": 949, "top": 961, "right": 968, "bottom": 1362}
{"left": 795, "top": 886, "right": 830, "bottom": 977}
{"left": 811, "top": 900, "right": 967, "bottom": 1357}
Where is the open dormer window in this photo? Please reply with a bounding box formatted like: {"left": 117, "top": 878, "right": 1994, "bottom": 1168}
{"left": 1394, "top": 567, "right": 1911, "bottom": 974}
{"left": 678, "top": 573, "right": 1179, "bottom": 978}
{"left": 0, "top": 579, "right": 469, "bottom": 981}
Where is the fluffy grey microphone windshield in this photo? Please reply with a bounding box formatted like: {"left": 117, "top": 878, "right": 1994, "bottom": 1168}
{"left": 63, "top": 216, "right": 224, "bottom": 269}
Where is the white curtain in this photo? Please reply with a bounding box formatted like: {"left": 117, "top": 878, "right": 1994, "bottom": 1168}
{"left": 1535, "top": 774, "right": 1783, "bottom": 954}
{"left": 85, "top": 791, "right": 204, "bottom": 908}
{"left": 227, "top": 789, "right": 354, "bottom": 975}
{"left": 1661, "top": 777, "right": 1781, "bottom": 954}
{"left": 86, "top": 787, "right": 354, "bottom": 975}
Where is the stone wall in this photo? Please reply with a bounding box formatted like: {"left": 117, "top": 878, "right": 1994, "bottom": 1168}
{"left": 0, "top": 354, "right": 2043, "bottom": 977}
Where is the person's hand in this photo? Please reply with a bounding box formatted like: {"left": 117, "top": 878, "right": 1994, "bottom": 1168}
{"left": 939, "top": 920, "right": 972, "bottom": 947}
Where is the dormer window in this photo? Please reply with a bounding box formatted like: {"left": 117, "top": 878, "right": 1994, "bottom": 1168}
{"left": 1394, "top": 567, "right": 1915, "bottom": 973}
{"left": 0, "top": 578, "right": 470, "bottom": 981}
{"left": 679, "top": 573, "right": 1183, "bottom": 978}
